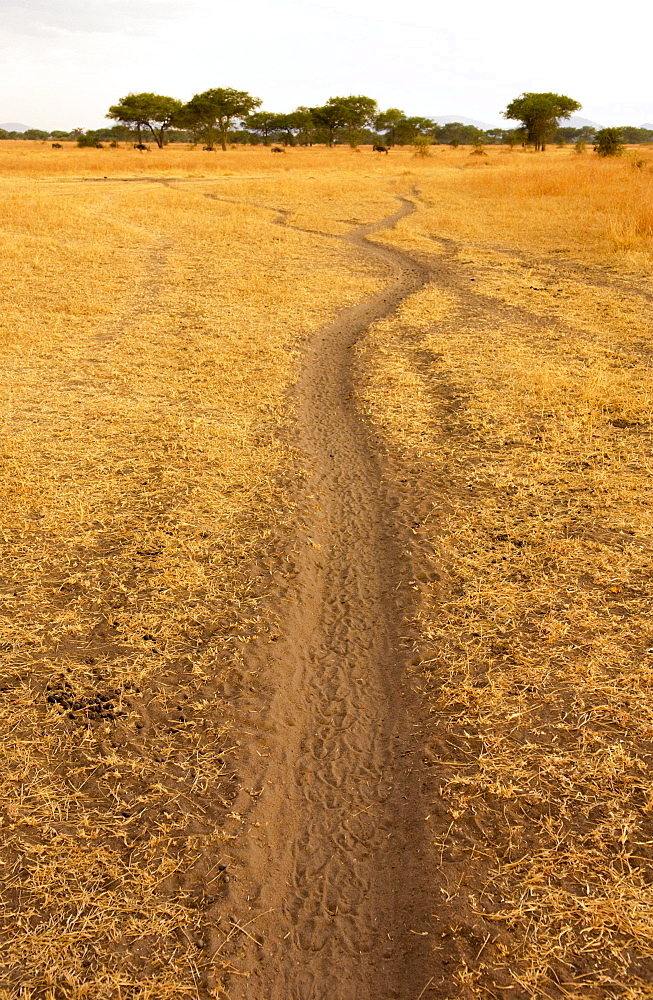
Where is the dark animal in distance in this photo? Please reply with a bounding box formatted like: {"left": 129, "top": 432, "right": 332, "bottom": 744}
{"left": 271, "top": 146, "right": 285, "bottom": 153}
{"left": 51, "top": 143, "right": 62, "bottom": 149}
{"left": 373, "top": 145, "right": 389, "bottom": 154}
{"left": 133, "top": 143, "right": 149, "bottom": 151}
{"left": 203, "top": 146, "right": 216, "bottom": 151}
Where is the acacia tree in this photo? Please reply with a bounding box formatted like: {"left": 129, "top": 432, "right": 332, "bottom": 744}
{"left": 334, "top": 95, "right": 377, "bottom": 146}
{"left": 179, "top": 88, "right": 261, "bottom": 150}
{"left": 107, "top": 93, "right": 183, "bottom": 147}
{"left": 395, "top": 116, "right": 434, "bottom": 145}
{"left": 503, "top": 92, "right": 581, "bottom": 151}
{"left": 270, "top": 113, "right": 297, "bottom": 146}
{"left": 311, "top": 95, "right": 377, "bottom": 147}
{"left": 287, "top": 108, "right": 315, "bottom": 145}
{"left": 247, "top": 112, "right": 283, "bottom": 145}
{"left": 375, "top": 108, "right": 406, "bottom": 146}
{"left": 310, "top": 102, "right": 348, "bottom": 146}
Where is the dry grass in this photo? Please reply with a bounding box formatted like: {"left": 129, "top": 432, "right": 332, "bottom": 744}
{"left": 2, "top": 142, "right": 653, "bottom": 996}
{"left": 0, "top": 154, "right": 391, "bottom": 996}
{"left": 386, "top": 144, "right": 653, "bottom": 267}
{"left": 360, "top": 151, "right": 653, "bottom": 995}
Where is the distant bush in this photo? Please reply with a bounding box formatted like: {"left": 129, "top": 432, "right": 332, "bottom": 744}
{"left": 594, "top": 128, "right": 624, "bottom": 157}
{"left": 413, "top": 135, "right": 431, "bottom": 157}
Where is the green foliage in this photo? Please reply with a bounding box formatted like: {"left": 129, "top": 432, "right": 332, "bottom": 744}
{"left": 431, "top": 122, "right": 485, "bottom": 146}
{"left": 107, "top": 93, "right": 183, "bottom": 147}
{"left": 554, "top": 125, "right": 596, "bottom": 144}
{"left": 311, "top": 95, "right": 377, "bottom": 147}
{"left": 574, "top": 139, "right": 587, "bottom": 154}
{"left": 247, "top": 112, "right": 283, "bottom": 144}
{"left": 412, "top": 135, "right": 431, "bottom": 157}
{"left": 309, "top": 103, "right": 345, "bottom": 146}
{"left": 285, "top": 108, "right": 314, "bottom": 146}
{"left": 619, "top": 126, "right": 653, "bottom": 143}
{"left": 23, "top": 129, "right": 50, "bottom": 140}
{"left": 177, "top": 88, "right": 261, "bottom": 150}
{"left": 374, "top": 108, "right": 406, "bottom": 146}
{"left": 503, "top": 92, "right": 582, "bottom": 151}
{"left": 394, "top": 116, "right": 433, "bottom": 145}
{"left": 594, "top": 128, "right": 624, "bottom": 157}
{"left": 503, "top": 129, "right": 524, "bottom": 148}
{"left": 75, "top": 127, "right": 130, "bottom": 147}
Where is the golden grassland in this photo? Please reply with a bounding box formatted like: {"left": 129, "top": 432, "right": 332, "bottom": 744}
{"left": 360, "top": 150, "right": 653, "bottom": 994}
{"left": 0, "top": 150, "right": 390, "bottom": 996}
{"left": 1, "top": 141, "right": 653, "bottom": 996}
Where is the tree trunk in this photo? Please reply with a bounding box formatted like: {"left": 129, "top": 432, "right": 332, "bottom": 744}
{"left": 146, "top": 123, "right": 164, "bottom": 148}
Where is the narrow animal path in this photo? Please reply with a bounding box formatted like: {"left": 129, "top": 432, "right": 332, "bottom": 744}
{"left": 226, "top": 200, "right": 436, "bottom": 1000}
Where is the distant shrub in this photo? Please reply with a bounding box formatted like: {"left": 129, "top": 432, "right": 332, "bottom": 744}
{"left": 594, "top": 128, "right": 624, "bottom": 157}
{"left": 413, "top": 135, "right": 431, "bottom": 157}
{"left": 574, "top": 139, "right": 587, "bottom": 154}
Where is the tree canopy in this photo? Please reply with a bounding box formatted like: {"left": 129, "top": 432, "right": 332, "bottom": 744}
{"left": 177, "top": 88, "right": 261, "bottom": 150}
{"left": 247, "top": 112, "right": 283, "bottom": 144}
{"left": 311, "top": 96, "right": 377, "bottom": 147}
{"left": 309, "top": 102, "right": 348, "bottom": 147}
{"left": 107, "top": 93, "right": 183, "bottom": 147}
{"left": 89, "top": 86, "right": 653, "bottom": 151}
{"left": 503, "top": 92, "right": 582, "bottom": 151}
{"left": 374, "top": 108, "right": 406, "bottom": 146}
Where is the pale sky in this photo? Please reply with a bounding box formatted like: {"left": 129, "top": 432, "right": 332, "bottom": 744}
{"left": 1, "top": 0, "right": 652, "bottom": 130}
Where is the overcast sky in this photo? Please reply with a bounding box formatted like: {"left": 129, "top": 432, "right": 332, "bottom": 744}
{"left": 1, "top": 0, "right": 652, "bottom": 130}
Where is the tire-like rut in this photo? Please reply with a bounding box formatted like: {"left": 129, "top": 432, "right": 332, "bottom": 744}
{"left": 229, "top": 199, "right": 434, "bottom": 1000}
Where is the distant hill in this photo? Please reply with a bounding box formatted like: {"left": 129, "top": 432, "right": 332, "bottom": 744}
{"left": 0, "top": 122, "right": 32, "bottom": 132}
{"left": 565, "top": 116, "right": 604, "bottom": 129}
{"left": 641, "top": 123, "right": 653, "bottom": 130}
{"left": 427, "top": 114, "right": 610, "bottom": 132}
{"left": 428, "top": 115, "right": 500, "bottom": 130}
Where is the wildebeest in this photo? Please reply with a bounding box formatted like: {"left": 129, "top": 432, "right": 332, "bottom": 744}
{"left": 51, "top": 143, "right": 62, "bottom": 149}
{"left": 133, "top": 143, "right": 149, "bottom": 151}
{"left": 373, "top": 144, "right": 389, "bottom": 154}
{"left": 202, "top": 146, "right": 216, "bottom": 151}
{"left": 271, "top": 146, "right": 285, "bottom": 153}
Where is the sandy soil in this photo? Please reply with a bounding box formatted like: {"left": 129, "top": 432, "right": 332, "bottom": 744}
{"left": 218, "top": 200, "right": 440, "bottom": 999}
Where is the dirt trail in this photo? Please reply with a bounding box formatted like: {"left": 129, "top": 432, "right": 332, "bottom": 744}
{"left": 226, "top": 200, "right": 435, "bottom": 1000}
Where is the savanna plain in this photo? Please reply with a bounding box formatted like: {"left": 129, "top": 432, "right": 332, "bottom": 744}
{"left": 1, "top": 139, "right": 653, "bottom": 1000}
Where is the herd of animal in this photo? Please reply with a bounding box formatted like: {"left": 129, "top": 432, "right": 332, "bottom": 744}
{"left": 49, "top": 141, "right": 392, "bottom": 152}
